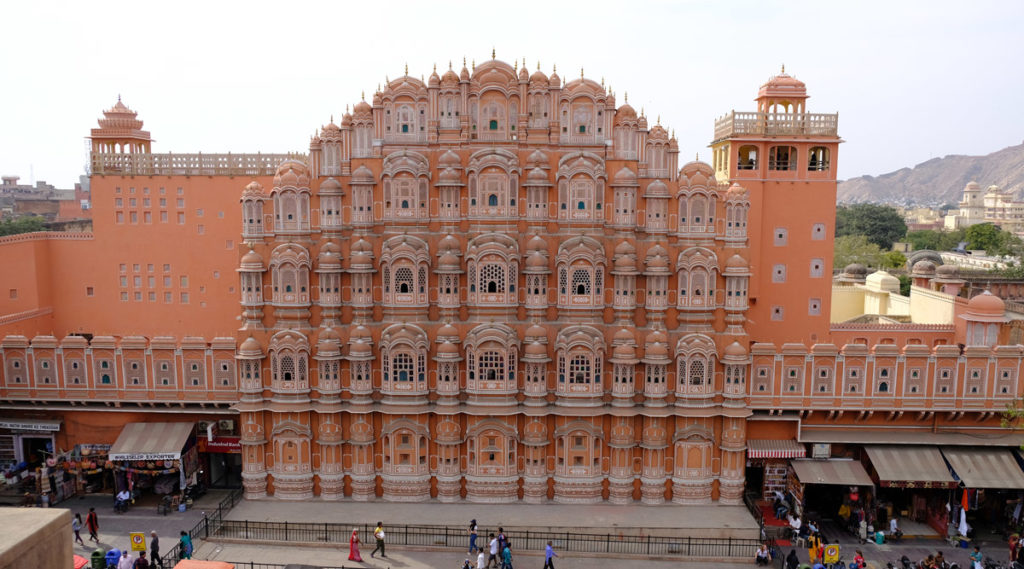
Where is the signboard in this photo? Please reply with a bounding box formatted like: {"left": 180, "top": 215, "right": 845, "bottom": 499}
{"left": 0, "top": 420, "right": 61, "bottom": 432}
{"left": 109, "top": 452, "right": 181, "bottom": 461}
{"left": 823, "top": 545, "right": 840, "bottom": 564}
{"left": 130, "top": 532, "right": 147, "bottom": 552}
{"left": 197, "top": 436, "right": 241, "bottom": 454}
{"left": 812, "top": 443, "right": 831, "bottom": 459}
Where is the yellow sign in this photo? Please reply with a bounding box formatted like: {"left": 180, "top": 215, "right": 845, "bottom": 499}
{"left": 824, "top": 544, "right": 840, "bottom": 564}
{"left": 130, "top": 532, "right": 147, "bottom": 552}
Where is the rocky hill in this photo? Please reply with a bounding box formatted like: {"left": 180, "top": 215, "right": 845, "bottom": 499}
{"left": 838, "top": 142, "right": 1024, "bottom": 205}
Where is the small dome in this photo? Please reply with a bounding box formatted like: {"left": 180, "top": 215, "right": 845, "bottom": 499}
{"left": 645, "top": 342, "right": 668, "bottom": 358}
{"left": 437, "top": 322, "right": 459, "bottom": 338}
{"left": 527, "top": 234, "right": 547, "bottom": 252}
{"left": 614, "top": 255, "right": 636, "bottom": 271}
{"left": 349, "top": 340, "right": 371, "bottom": 356}
{"left": 912, "top": 260, "right": 937, "bottom": 276}
{"left": 518, "top": 65, "right": 529, "bottom": 81}
{"left": 527, "top": 150, "right": 548, "bottom": 166}
{"left": 318, "top": 250, "right": 342, "bottom": 268}
{"left": 437, "top": 341, "right": 459, "bottom": 355}
{"left": 340, "top": 112, "right": 352, "bottom": 126}
{"left": 321, "top": 121, "right": 342, "bottom": 138}
{"left": 648, "top": 124, "right": 669, "bottom": 141}
{"left": 525, "top": 324, "right": 547, "bottom": 339}
{"left": 318, "top": 327, "right": 341, "bottom": 342}
{"left": 526, "top": 251, "right": 548, "bottom": 268}
{"left": 319, "top": 177, "right": 343, "bottom": 194}
{"left": 614, "top": 241, "right": 635, "bottom": 256}
{"left": 525, "top": 341, "right": 547, "bottom": 356}
{"left": 967, "top": 291, "right": 1006, "bottom": 318}
{"left": 725, "top": 254, "right": 748, "bottom": 269}
{"left": 321, "top": 241, "right": 340, "bottom": 255}
{"left": 614, "top": 328, "right": 635, "bottom": 343}
{"left": 442, "top": 67, "right": 459, "bottom": 85}
{"left": 439, "top": 167, "right": 462, "bottom": 185}
{"left": 526, "top": 167, "right": 550, "bottom": 185}
{"left": 548, "top": 69, "right": 560, "bottom": 87}
{"left": 966, "top": 181, "right": 981, "bottom": 190}
{"left": 438, "top": 251, "right": 460, "bottom": 268}
{"left": 688, "top": 171, "right": 709, "bottom": 188}
{"left": 238, "top": 336, "right": 263, "bottom": 357}
{"left": 428, "top": 68, "right": 440, "bottom": 87}
{"left": 439, "top": 150, "right": 461, "bottom": 167}
{"left": 646, "top": 329, "right": 667, "bottom": 344}
{"left": 758, "top": 70, "right": 808, "bottom": 99}
{"left": 613, "top": 343, "right": 636, "bottom": 359}
{"left": 612, "top": 168, "right": 638, "bottom": 186}
{"left": 844, "top": 263, "right": 868, "bottom": 276}
{"left": 351, "top": 165, "right": 374, "bottom": 184}
{"left": 439, "top": 233, "right": 460, "bottom": 250}
{"left": 616, "top": 103, "right": 637, "bottom": 123}
{"left": 274, "top": 160, "right": 310, "bottom": 188}
{"left": 724, "top": 341, "right": 747, "bottom": 358}
{"left": 353, "top": 100, "right": 372, "bottom": 115}
{"left": 240, "top": 249, "right": 263, "bottom": 269}
{"left": 866, "top": 270, "right": 900, "bottom": 292}
{"left": 936, "top": 264, "right": 959, "bottom": 278}
{"left": 242, "top": 181, "right": 265, "bottom": 199}
{"left": 530, "top": 68, "right": 548, "bottom": 85}
{"left": 644, "top": 179, "right": 669, "bottom": 197}
{"left": 726, "top": 182, "right": 748, "bottom": 199}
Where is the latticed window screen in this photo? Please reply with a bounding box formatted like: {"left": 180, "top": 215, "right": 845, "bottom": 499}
{"left": 478, "top": 350, "right": 505, "bottom": 381}
{"left": 569, "top": 353, "right": 592, "bottom": 383}
{"left": 383, "top": 269, "right": 391, "bottom": 292}
{"left": 689, "top": 359, "right": 705, "bottom": 385}
{"left": 418, "top": 267, "right": 427, "bottom": 293}
{"left": 392, "top": 353, "right": 414, "bottom": 381}
{"left": 280, "top": 356, "right": 295, "bottom": 382}
{"left": 481, "top": 264, "right": 505, "bottom": 293}
{"left": 559, "top": 268, "right": 567, "bottom": 293}
{"left": 395, "top": 267, "right": 414, "bottom": 293}
{"left": 572, "top": 269, "right": 592, "bottom": 296}
{"left": 298, "top": 358, "right": 306, "bottom": 382}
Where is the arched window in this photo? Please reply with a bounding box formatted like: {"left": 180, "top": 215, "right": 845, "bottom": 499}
{"left": 392, "top": 352, "right": 413, "bottom": 381}
{"left": 488, "top": 194, "right": 498, "bottom": 206}
{"left": 737, "top": 145, "right": 758, "bottom": 170}
{"left": 395, "top": 266, "right": 413, "bottom": 293}
{"left": 769, "top": 146, "right": 796, "bottom": 171}
{"left": 808, "top": 146, "right": 830, "bottom": 171}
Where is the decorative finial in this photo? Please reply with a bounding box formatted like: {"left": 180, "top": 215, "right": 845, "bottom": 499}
{"left": 492, "top": 47, "right": 496, "bottom": 59}
{"left": 514, "top": 59, "right": 518, "bottom": 72}
{"left": 463, "top": 56, "right": 466, "bottom": 67}
{"left": 346, "top": 104, "right": 349, "bottom": 113}
{"left": 580, "top": 67, "right": 584, "bottom": 78}
{"left": 522, "top": 57, "right": 526, "bottom": 68}
{"left": 361, "top": 91, "right": 365, "bottom": 101}
{"left": 449, "top": 60, "right": 452, "bottom": 69}
{"left": 601, "top": 77, "right": 604, "bottom": 87}
{"left": 433, "top": 63, "right": 437, "bottom": 72}
{"left": 472, "top": 59, "right": 475, "bottom": 71}
{"left": 553, "top": 64, "right": 557, "bottom": 73}
{"left": 420, "top": 74, "right": 424, "bottom": 82}
{"left": 385, "top": 75, "right": 389, "bottom": 83}
{"left": 537, "top": 60, "right": 540, "bottom": 70}
{"left": 781, "top": 63, "right": 785, "bottom": 74}
{"left": 695, "top": 152, "right": 699, "bottom": 161}
{"left": 117, "top": 94, "right": 121, "bottom": 102}
{"left": 624, "top": 91, "right": 628, "bottom": 103}
{"left": 657, "top": 115, "right": 660, "bottom": 125}
{"left": 641, "top": 106, "right": 644, "bottom": 116}
{"left": 330, "top": 114, "right": 334, "bottom": 123}
{"left": 404, "top": 62, "right": 408, "bottom": 75}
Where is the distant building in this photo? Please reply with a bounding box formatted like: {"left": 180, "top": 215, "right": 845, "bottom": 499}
{"left": 0, "top": 175, "right": 90, "bottom": 222}
{"left": 944, "top": 181, "right": 1024, "bottom": 233}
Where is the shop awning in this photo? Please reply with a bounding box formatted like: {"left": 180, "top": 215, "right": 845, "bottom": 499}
{"left": 791, "top": 459, "right": 873, "bottom": 486}
{"left": 864, "top": 446, "right": 957, "bottom": 489}
{"left": 748, "top": 439, "right": 806, "bottom": 459}
{"left": 109, "top": 422, "right": 194, "bottom": 461}
{"left": 0, "top": 418, "right": 61, "bottom": 432}
{"left": 942, "top": 448, "right": 1024, "bottom": 489}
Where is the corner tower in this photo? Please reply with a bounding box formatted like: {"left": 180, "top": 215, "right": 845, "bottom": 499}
{"left": 709, "top": 69, "right": 840, "bottom": 343}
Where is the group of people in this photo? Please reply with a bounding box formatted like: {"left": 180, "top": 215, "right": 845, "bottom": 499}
{"left": 69, "top": 508, "right": 192, "bottom": 568}
{"left": 346, "top": 521, "right": 387, "bottom": 562}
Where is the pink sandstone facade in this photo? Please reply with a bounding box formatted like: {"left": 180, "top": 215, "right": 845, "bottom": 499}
{"left": 1, "top": 58, "right": 1022, "bottom": 506}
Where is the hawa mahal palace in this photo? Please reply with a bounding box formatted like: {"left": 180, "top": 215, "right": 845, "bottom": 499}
{"left": 1, "top": 56, "right": 1021, "bottom": 507}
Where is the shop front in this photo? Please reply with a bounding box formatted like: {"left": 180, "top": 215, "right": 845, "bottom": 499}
{"left": 108, "top": 422, "right": 199, "bottom": 499}
{"left": 942, "top": 447, "right": 1024, "bottom": 538}
{"left": 746, "top": 439, "right": 807, "bottom": 500}
{"left": 789, "top": 458, "right": 874, "bottom": 533}
{"left": 197, "top": 433, "right": 242, "bottom": 489}
{"left": 863, "top": 445, "right": 957, "bottom": 537}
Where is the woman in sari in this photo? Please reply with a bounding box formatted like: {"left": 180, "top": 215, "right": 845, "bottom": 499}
{"left": 349, "top": 528, "right": 363, "bottom": 562}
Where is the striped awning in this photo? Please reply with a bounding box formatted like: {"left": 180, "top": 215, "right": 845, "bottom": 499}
{"left": 748, "top": 439, "right": 806, "bottom": 459}
{"left": 109, "top": 422, "right": 194, "bottom": 461}
{"left": 864, "top": 446, "right": 957, "bottom": 489}
{"left": 791, "top": 459, "right": 873, "bottom": 487}
{"left": 942, "top": 448, "right": 1024, "bottom": 489}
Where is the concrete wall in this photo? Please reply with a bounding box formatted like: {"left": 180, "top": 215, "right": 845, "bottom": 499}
{"left": 0, "top": 508, "right": 73, "bottom": 569}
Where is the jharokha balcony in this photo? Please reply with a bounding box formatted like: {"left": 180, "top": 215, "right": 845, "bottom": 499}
{"left": 712, "top": 111, "right": 838, "bottom": 142}
{"left": 90, "top": 151, "right": 305, "bottom": 176}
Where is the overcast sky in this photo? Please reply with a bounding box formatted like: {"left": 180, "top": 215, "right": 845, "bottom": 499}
{"left": 3, "top": 0, "right": 1022, "bottom": 189}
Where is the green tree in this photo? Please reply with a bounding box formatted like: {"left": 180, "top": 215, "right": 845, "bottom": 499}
{"left": 905, "top": 228, "right": 965, "bottom": 252}
{"left": 834, "top": 235, "right": 884, "bottom": 269}
{"left": 881, "top": 250, "right": 907, "bottom": 269}
{"left": 965, "top": 223, "right": 1002, "bottom": 252}
{"left": 835, "top": 204, "right": 908, "bottom": 250}
{"left": 0, "top": 216, "right": 47, "bottom": 236}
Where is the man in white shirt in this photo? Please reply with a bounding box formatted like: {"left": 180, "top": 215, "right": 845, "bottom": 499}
{"left": 477, "top": 550, "right": 487, "bottom": 569}
{"left": 487, "top": 533, "right": 499, "bottom": 568}
{"left": 116, "top": 550, "right": 135, "bottom": 569}
{"left": 889, "top": 516, "right": 903, "bottom": 541}
{"left": 788, "top": 515, "right": 802, "bottom": 538}
{"left": 115, "top": 489, "right": 131, "bottom": 511}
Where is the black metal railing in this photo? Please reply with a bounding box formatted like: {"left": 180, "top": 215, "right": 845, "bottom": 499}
{"left": 160, "top": 488, "right": 243, "bottom": 566}
{"left": 209, "top": 519, "right": 761, "bottom": 559}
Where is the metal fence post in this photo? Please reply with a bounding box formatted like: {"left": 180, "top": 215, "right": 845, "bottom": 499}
{"left": 203, "top": 513, "right": 209, "bottom": 539}
{"left": 285, "top": 520, "right": 288, "bottom": 542}
{"left": 607, "top": 534, "right": 610, "bottom": 553}
{"left": 647, "top": 534, "right": 651, "bottom": 555}
{"left": 324, "top": 522, "right": 329, "bottom": 543}
{"left": 245, "top": 519, "right": 249, "bottom": 540}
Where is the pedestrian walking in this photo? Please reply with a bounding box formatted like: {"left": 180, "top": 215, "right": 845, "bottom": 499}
{"left": 85, "top": 507, "right": 99, "bottom": 542}
{"left": 477, "top": 549, "right": 487, "bottom": 569}
{"left": 501, "top": 543, "right": 513, "bottom": 569}
{"left": 543, "top": 541, "right": 558, "bottom": 569}
{"left": 469, "top": 518, "right": 478, "bottom": 554}
{"left": 497, "top": 527, "right": 507, "bottom": 552}
{"left": 117, "top": 550, "right": 135, "bottom": 569}
{"left": 150, "top": 531, "right": 163, "bottom": 569}
{"left": 786, "top": 550, "right": 800, "bottom": 569}
{"left": 487, "top": 533, "right": 499, "bottom": 568}
{"left": 971, "top": 546, "right": 983, "bottom": 569}
{"left": 133, "top": 551, "right": 150, "bottom": 569}
{"left": 349, "top": 528, "right": 362, "bottom": 562}
{"left": 72, "top": 513, "right": 85, "bottom": 545}
{"left": 179, "top": 531, "right": 193, "bottom": 560}
{"left": 370, "top": 521, "right": 386, "bottom": 559}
